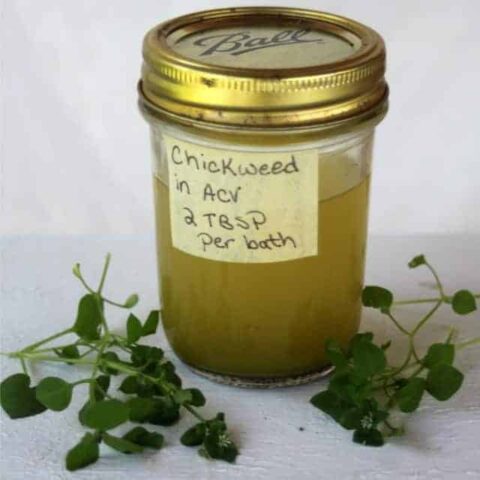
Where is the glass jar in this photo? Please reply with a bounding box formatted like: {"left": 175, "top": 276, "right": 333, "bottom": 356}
{"left": 139, "top": 7, "right": 388, "bottom": 386}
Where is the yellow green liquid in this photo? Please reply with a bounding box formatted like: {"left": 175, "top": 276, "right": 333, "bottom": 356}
{"left": 154, "top": 174, "right": 370, "bottom": 378}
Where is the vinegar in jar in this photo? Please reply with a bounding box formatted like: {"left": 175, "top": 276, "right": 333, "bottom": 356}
{"left": 153, "top": 166, "right": 370, "bottom": 378}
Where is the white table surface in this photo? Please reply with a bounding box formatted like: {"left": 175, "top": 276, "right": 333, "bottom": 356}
{"left": 0, "top": 234, "right": 479, "bottom": 480}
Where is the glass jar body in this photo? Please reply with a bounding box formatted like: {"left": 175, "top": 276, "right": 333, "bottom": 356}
{"left": 147, "top": 115, "right": 379, "bottom": 385}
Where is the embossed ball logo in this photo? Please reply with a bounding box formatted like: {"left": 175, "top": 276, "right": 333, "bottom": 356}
{"left": 193, "top": 29, "right": 324, "bottom": 57}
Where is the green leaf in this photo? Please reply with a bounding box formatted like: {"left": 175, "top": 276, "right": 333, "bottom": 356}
{"left": 408, "top": 254, "right": 426, "bottom": 268}
{"left": 186, "top": 388, "right": 206, "bottom": 407}
{"left": 126, "top": 396, "right": 180, "bottom": 426}
{"left": 311, "top": 390, "right": 353, "bottom": 426}
{"left": 102, "top": 432, "right": 144, "bottom": 454}
{"left": 181, "top": 422, "right": 206, "bottom": 447}
{"left": 174, "top": 388, "right": 206, "bottom": 407}
{"left": 119, "top": 375, "right": 156, "bottom": 398}
{"left": 322, "top": 397, "right": 387, "bottom": 431}
{"left": 451, "top": 290, "right": 477, "bottom": 315}
{"left": 130, "top": 345, "right": 164, "bottom": 367}
{"left": 127, "top": 314, "right": 143, "bottom": 344}
{"left": 99, "top": 351, "right": 121, "bottom": 375}
{"left": 353, "top": 428, "right": 384, "bottom": 447}
{"left": 364, "top": 399, "right": 388, "bottom": 426}
{"left": 82, "top": 399, "right": 129, "bottom": 431}
{"left": 148, "top": 397, "right": 180, "bottom": 426}
{"left": 173, "top": 389, "right": 193, "bottom": 406}
{"left": 94, "top": 375, "right": 111, "bottom": 401}
{"left": 119, "top": 376, "right": 140, "bottom": 395}
{"left": 334, "top": 399, "right": 387, "bottom": 431}
{"left": 54, "top": 345, "right": 80, "bottom": 366}
{"left": 142, "top": 311, "right": 160, "bottom": 336}
{"left": 337, "top": 408, "right": 364, "bottom": 430}
{"left": 78, "top": 400, "right": 91, "bottom": 426}
{"left": 139, "top": 380, "right": 158, "bottom": 398}
{"left": 352, "top": 341, "right": 386, "bottom": 378}
{"left": 127, "top": 397, "right": 159, "bottom": 423}
{"left": 426, "top": 364, "right": 464, "bottom": 401}
{"left": 78, "top": 380, "right": 110, "bottom": 413}
{"left": 347, "top": 333, "right": 374, "bottom": 357}
{"left": 351, "top": 332, "right": 374, "bottom": 345}
{"left": 203, "top": 419, "right": 238, "bottom": 463}
{"left": 73, "top": 294, "right": 102, "bottom": 341}
{"left": 66, "top": 433, "right": 99, "bottom": 471}
{"left": 423, "top": 343, "right": 455, "bottom": 369}
{"left": 35, "top": 377, "right": 73, "bottom": 411}
{"left": 395, "top": 378, "right": 426, "bottom": 413}
{"left": 156, "top": 361, "right": 182, "bottom": 387}
{"left": 0, "top": 373, "right": 47, "bottom": 419}
{"left": 123, "top": 426, "right": 164, "bottom": 449}
{"left": 325, "top": 339, "right": 348, "bottom": 369}
{"left": 124, "top": 293, "right": 139, "bottom": 309}
{"left": 362, "top": 286, "right": 394, "bottom": 313}
{"left": 72, "top": 263, "right": 82, "bottom": 279}
{"left": 328, "top": 371, "right": 370, "bottom": 405}
{"left": 54, "top": 345, "right": 80, "bottom": 360}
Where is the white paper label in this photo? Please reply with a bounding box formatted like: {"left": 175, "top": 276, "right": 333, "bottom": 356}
{"left": 164, "top": 135, "right": 319, "bottom": 263}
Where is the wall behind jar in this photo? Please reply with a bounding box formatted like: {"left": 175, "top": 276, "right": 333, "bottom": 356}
{"left": 0, "top": 0, "right": 479, "bottom": 236}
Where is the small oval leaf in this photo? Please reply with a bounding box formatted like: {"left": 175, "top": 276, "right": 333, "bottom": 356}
{"left": 395, "top": 378, "right": 426, "bottom": 413}
{"left": 0, "top": 373, "right": 46, "bottom": 419}
{"left": 102, "top": 433, "right": 144, "bottom": 454}
{"left": 325, "top": 339, "right": 348, "bottom": 368}
{"left": 181, "top": 422, "right": 206, "bottom": 447}
{"left": 142, "top": 311, "right": 160, "bottom": 336}
{"left": 451, "top": 290, "right": 477, "bottom": 315}
{"left": 423, "top": 343, "right": 455, "bottom": 369}
{"left": 352, "top": 342, "right": 386, "bottom": 378}
{"left": 73, "top": 294, "right": 102, "bottom": 340}
{"left": 123, "top": 426, "right": 164, "bottom": 449}
{"left": 66, "top": 433, "right": 99, "bottom": 471}
{"left": 408, "top": 255, "right": 426, "bottom": 269}
{"left": 36, "top": 377, "right": 73, "bottom": 411}
{"left": 124, "top": 293, "right": 139, "bottom": 309}
{"left": 426, "top": 364, "right": 464, "bottom": 401}
{"left": 362, "top": 286, "right": 394, "bottom": 313}
{"left": 127, "top": 314, "right": 143, "bottom": 344}
{"left": 83, "top": 399, "right": 129, "bottom": 431}
{"left": 353, "top": 428, "right": 384, "bottom": 447}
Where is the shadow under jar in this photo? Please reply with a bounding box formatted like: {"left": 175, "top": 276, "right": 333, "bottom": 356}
{"left": 139, "top": 7, "right": 389, "bottom": 387}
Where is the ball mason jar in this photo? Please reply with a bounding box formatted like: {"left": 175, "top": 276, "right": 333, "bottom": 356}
{"left": 139, "top": 7, "right": 388, "bottom": 386}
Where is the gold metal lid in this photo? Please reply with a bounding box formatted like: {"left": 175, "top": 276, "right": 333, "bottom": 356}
{"left": 140, "top": 7, "right": 388, "bottom": 128}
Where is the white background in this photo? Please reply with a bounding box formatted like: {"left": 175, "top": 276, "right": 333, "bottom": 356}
{"left": 1, "top": 235, "right": 480, "bottom": 480}
{"left": 1, "top": 0, "right": 479, "bottom": 236}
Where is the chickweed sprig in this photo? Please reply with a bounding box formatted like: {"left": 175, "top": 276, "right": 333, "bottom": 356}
{"left": 310, "top": 254, "right": 479, "bottom": 446}
{"left": 0, "top": 254, "right": 238, "bottom": 471}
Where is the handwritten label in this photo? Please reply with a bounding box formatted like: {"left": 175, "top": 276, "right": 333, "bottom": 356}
{"left": 164, "top": 135, "right": 319, "bottom": 263}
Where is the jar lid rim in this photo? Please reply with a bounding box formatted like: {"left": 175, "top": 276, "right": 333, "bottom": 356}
{"left": 140, "top": 7, "right": 388, "bottom": 128}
